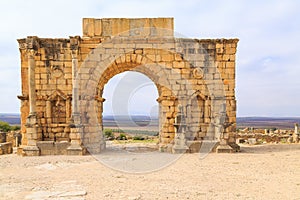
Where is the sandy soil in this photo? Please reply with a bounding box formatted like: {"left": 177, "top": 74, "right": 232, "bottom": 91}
{"left": 1, "top": 144, "right": 300, "bottom": 200}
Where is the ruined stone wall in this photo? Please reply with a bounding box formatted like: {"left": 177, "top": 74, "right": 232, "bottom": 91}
{"left": 236, "top": 133, "right": 300, "bottom": 144}
{"left": 0, "top": 142, "right": 13, "bottom": 155}
{"left": 18, "top": 38, "right": 74, "bottom": 144}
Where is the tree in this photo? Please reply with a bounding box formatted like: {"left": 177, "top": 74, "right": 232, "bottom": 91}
{"left": 11, "top": 125, "right": 21, "bottom": 131}
{"left": 0, "top": 120, "right": 20, "bottom": 132}
{"left": 0, "top": 121, "right": 11, "bottom": 132}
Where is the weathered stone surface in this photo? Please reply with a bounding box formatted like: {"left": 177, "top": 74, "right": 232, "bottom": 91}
{"left": 37, "top": 141, "right": 70, "bottom": 155}
{"left": 17, "top": 18, "right": 239, "bottom": 155}
{"left": 83, "top": 18, "right": 174, "bottom": 37}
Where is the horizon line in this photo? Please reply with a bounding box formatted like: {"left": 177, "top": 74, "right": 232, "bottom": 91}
{"left": 1, "top": 113, "right": 300, "bottom": 118}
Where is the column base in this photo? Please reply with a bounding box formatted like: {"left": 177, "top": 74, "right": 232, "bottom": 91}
{"left": 67, "top": 145, "right": 85, "bottom": 155}
{"left": 100, "top": 140, "right": 106, "bottom": 151}
{"left": 172, "top": 133, "right": 189, "bottom": 154}
{"left": 216, "top": 139, "right": 240, "bottom": 153}
{"left": 199, "top": 140, "right": 219, "bottom": 154}
{"left": 186, "top": 140, "right": 217, "bottom": 153}
{"left": 172, "top": 145, "right": 189, "bottom": 154}
{"left": 216, "top": 144, "right": 234, "bottom": 153}
{"left": 186, "top": 141, "right": 201, "bottom": 153}
{"left": 17, "top": 146, "right": 24, "bottom": 156}
{"left": 84, "top": 141, "right": 106, "bottom": 155}
{"left": 172, "top": 143, "right": 189, "bottom": 154}
{"left": 22, "top": 145, "right": 40, "bottom": 156}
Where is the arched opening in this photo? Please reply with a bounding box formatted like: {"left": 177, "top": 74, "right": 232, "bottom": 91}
{"left": 102, "top": 71, "right": 159, "bottom": 151}
{"left": 77, "top": 48, "right": 224, "bottom": 154}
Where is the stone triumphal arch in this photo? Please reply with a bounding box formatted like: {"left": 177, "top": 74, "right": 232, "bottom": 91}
{"left": 17, "top": 18, "right": 239, "bottom": 156}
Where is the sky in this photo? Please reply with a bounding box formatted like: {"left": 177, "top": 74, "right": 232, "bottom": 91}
{"left": 103, "top": 72, "right": 159, "bottom": 117}
{"left": 0, "top": 0, "right": 299, "bottom": 117}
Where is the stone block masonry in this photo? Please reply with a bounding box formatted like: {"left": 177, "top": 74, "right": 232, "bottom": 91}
{"left": 17, "top": 18, "right": 239, "bottom": 156}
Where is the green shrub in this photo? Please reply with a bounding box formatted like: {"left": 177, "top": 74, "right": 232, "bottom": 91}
{"left": 133, "top": 135, "right": 145, "bottom": 140}
{"left": 104, "top": 129, "right": 114, "bottom": 140}
{"left": 118, "top": 133, "right": 127, "bottom": 140}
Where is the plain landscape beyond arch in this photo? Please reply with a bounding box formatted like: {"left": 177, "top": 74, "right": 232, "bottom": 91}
{"left": 102, "top": 71, "right": 159, "bottom": 128}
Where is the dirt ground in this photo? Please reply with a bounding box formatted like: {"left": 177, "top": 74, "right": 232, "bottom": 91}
{"left": 1, "top": 143, "right": 300, "bottom": 200}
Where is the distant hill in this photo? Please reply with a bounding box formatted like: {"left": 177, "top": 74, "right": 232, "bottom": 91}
{"left": 237, "top": 117, "right": 300, "bottom": 129}
{"left": 104, "top": 116, "right": 300, "bottom": 129}
{"left": 103, "top": 115, "right": 158, "bottom": 127}
{"left": 0, "top": 113, "right": 20, "bottom": 125}
{"left": 103, "top": 115, "right": 157, "bottom": 121}
{"left": 1, "top": 113, "right": 299, "bottom": 129}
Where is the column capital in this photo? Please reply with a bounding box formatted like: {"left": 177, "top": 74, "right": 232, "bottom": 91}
{"left": 26, "top": 36, "right": 40, "bottom": 50}
{"left": 26, "top": 49, "right": 37, "bottom": 59}
{"left": 71, "top": 50, "right": 78, "bottom": 59}
{"left": 70, "top": 36, "right": 80, "bottom": 51}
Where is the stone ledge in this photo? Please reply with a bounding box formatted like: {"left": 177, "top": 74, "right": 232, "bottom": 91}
{"left": 37, "top": 141, "right": 70, "bottom": 155}
{"left": 67, "top": 145, "right": 86, "bottom": 155}
{"left": 23, "top": 145, "right": 40, "bottom": 156}
{"left": 216, "top": 144, "right": 234, "bottom": 153}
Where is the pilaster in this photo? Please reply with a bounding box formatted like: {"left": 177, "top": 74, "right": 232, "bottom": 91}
{"left": 23, "top": 43, "right": 40, "bottom": 156}
{"left": 67, "top": 38, "right": 85, "bottom": 155}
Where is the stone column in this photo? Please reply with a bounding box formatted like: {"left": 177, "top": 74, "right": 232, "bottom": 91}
{"left": 95, "top": 96, "right": 105, "bottom": 129}
{"left": 23, "top": 49, "right": 40, "bottom": 156}
{"left": 204, "top": 100, "right": 209, "bottom": 123}
{"left": 215, "top": 101, "right": 236, "bottom": 153}
{"left": 46, "top": 100, "right": 52, "bottom": 124}
{"left": 71, "top": 51, "right": 80, "bottom": 121}
{"left": 67, "top": 49, "right": 85, "bottom": 155}
{"left": 28, "top": 49, "right": 37, "bottom": 115}
{"left": 15, "top": 135, "right": 18, "bottom": 147}
{"left": 98, "top": 97, "right": 106, "bottom": 150}
{"left": 186, "top": 101, "right": 194, "bottom": 140}
{"left": 293, "top": 123, "right": 299, "bottom": 143}
{"left": 66, "top": 97, "right": 71, "bottom": 123}
{"left": 172, "top": 104, "right": 189, "bottom": 154}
